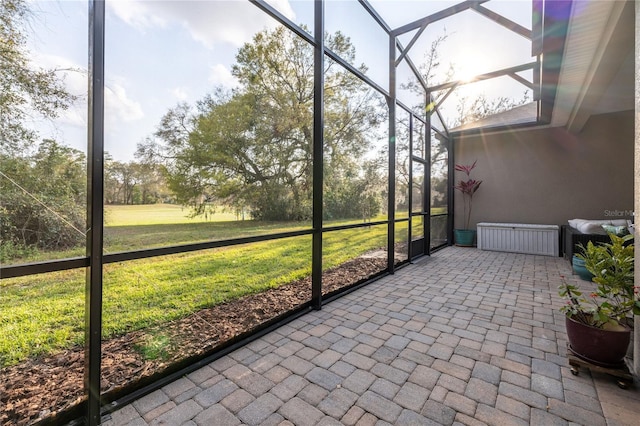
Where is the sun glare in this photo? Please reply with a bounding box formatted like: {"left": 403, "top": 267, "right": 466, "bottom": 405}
{"left": 454, "top": 50, "right": 486, "bottom": 83}
{"left": 457, "top": 67, "right": 477, "bottom": 83}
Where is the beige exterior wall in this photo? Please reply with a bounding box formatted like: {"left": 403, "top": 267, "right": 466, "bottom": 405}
{"left": 452, "top": 110, "right": 634, "bottom": 229}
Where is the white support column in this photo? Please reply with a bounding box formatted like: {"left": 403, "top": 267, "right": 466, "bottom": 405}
{"left": 634, "top": 0, "right": 640, "bottom": 376}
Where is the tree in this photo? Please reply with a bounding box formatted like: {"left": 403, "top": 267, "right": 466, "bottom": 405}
{"left": 140, "top": 27, "right": 386, "bottom": 221}
{"left": 0, "top": 0, "right": 81, "bottom": 259}
{"left": 0, "top": 140, "right": 86, "bottom": 258}
{"left": 104, "top": 157, "right": 171, "bottom": 205}
{"left": 0, "top": 0, "right": 75, "bottom": 154}
{"left": 324, "top": 155, "right": 386, "bottom": 221}
{"left": 402, "top": 32, "right": 454, "bottom": 96}
{"left": 134, "top": 162, "right": 172, "bottom": 204}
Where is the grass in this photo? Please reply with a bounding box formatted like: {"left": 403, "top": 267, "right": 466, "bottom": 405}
{"left": 104, "top": 220, "right": 309, "bottom": 253}
{"left": 134, "top": 332, "right": 173, "bottom": 361}
{"left": 0, "top": 205, "right": 393, "bottom": 367}
{"left": 3, "top": 205, "right": 428, "bottom": 263}
{"left": 5, "top": 204, "right": 311, "bottom": 263}
{"left": 104, "top": 203, "right": 239, "bottom": 226}
{"left": 0, "top": 268, "right": 86, "bottom": 366}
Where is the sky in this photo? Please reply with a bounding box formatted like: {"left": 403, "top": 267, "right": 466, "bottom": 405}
{"left": 25, "top": 0, "right": 533, "bottom": 162}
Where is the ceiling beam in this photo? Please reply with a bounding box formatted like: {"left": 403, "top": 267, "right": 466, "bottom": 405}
{"left": 433, "top": 84, "right": 460, "bottom": 111}
{"left": 470, "top": 4, "right": 532, "bottom": 40}
{"left": 391, "top": 0, "right": 488, "bottom": 36}
{"left": 392, "top": 0, "right": 488, "bottom": 65}
{"left": 427, "top": 61, "right": 537, "bottom": 92}
{"left": 358, "top": 0, "right": 391, "bottom": 34}
{"left": 508, "top": 72, "right": 535, "bottom": 90}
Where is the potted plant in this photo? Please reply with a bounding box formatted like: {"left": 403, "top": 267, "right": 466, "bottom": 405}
{"left": 453, "top": 160, "right": 482, "bottom": 246}
{"left": 571, "top": 253, "right": 594, "bottom": 281}
{"left": 558, "top": 233, "right": 638, "bottom": 367}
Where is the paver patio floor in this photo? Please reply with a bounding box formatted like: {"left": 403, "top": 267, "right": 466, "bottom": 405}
{"left": 102, "top": 247, "right": 640, "bottom": 425}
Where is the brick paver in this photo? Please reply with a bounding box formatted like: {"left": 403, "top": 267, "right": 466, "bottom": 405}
{"left": 101, "top": 247, "right": 640, "bottom": 426}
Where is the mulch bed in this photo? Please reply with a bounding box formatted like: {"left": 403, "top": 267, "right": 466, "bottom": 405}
{"left": 0, "top": 256, "right": 388, "bottom": 425}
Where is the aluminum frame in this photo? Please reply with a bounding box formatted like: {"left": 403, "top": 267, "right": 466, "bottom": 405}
{"left": 0, "top": 1, "right": 571, "bottom": 424}
{"left": 86, "top": 1, "right": 105, "bottom": 423}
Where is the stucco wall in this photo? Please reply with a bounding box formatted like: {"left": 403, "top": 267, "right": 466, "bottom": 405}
{"left": 452, "top": 110, "right": 634, "bottom": 229}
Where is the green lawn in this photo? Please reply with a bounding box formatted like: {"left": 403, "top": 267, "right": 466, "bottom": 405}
{"left": 6, "top": 204, "right": 311, "bottom": 263}
{"left": 0, "top": 206, "right": 392, "bottom": 367}
{"left": 104, "top": 220, "right": 309, "bottom": 253}
{"left": 105, "top": 203, "right": 239, "bottom": 226}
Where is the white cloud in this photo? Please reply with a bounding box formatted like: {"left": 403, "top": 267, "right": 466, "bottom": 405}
{"left": 170, "top": 87, "right": 189, "bottom": 101}
{"left": 108, "top": 0, "right": 167, "bottom": 31}
{"left": 209, "top": 64, "right": 238, "bottom": 89}
{"left": 29, "top": 52, "right": 143, "bottom": 129}
{"left": 107, "top": 0, "right": 295, "bottom": 48}
{"left": 105, "top": 82, "right": 144, "bottom": 124}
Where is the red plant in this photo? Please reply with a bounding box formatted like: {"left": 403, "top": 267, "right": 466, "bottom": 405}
{"left": 454, "top": 161, "right": 477, "bottom": 175}
{"left": 454, "top": 160, "right": 482, "bottom": 229}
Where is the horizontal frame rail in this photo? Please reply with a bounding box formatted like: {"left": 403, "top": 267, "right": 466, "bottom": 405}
{"left": 0, "top": 257, "right": 89, "bottom": 279}
{"left": 2, "top": 216, "right": 419, "bottom": 279}
{"left": 322, "top": 220, "right": 388, "bottom": 233}
{"left": 427, "top": 61, "right": 537, "bottom": 92}
{"left": 2, "top": 215, "right": 422, "bottom": 280}
{"left": 0, "top": 229, "right": 313, "bottom": 279}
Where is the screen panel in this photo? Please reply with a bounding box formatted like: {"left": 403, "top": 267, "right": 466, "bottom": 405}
{"left": 395, "top": 107, "right": 411, "bottom": 219}
{"left": 325, "top": 1, "right": 388, "bottom": 90}
{"left": 323, "top": 60, "right": 388, "bottom": 227}
{"left": 322, "top": 225, "right": 387, "bottom": 295}
{"left": 0, "top": 269, "right": 85, "bottom": 424}
{"left": 1, "top": 1, "right": 88, "bottom": 267}
{"left": 394, "top": 219, "right": 409, "bottom": 265}
{"left": 105, "top": 7, "right": 315, "bottom": 251}
{"left": 411, "top": 215, "right": 425, "bottom": 241}
{"left": 431, "top": 130, "right": 448, "bottom": 215}
{"left": 430, "top": 214, "right": 448, "bottom": 250}
{"left": 101, "top": 236, "right": 312, "bottom": 397}
{"left": 412, "top": 162, "right": 426, "bottom": 214}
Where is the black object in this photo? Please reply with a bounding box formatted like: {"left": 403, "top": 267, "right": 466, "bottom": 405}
{"left": 561, "top": 225, "right": 612, "bottom": 261}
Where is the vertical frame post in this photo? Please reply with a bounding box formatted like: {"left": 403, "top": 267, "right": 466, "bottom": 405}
{"left": 447, "top": 136, "right": 455, "bottom": 245}
{"left": 86, "top": 1, "right": 105, "bottom": 424}
{"left": 424, "top": 93, "right": 432, "bottom": 254}
{"left": 311, "top": 0, "right": 324, "bottom": 310}
{"left": 407, "top": 114, "right": 413, "bottom": 261}
{"left": 407, "top": 112, "right": 415, "bottom": 263}
{"left": 387, "top": 34, "right": 396, "bottom": 273}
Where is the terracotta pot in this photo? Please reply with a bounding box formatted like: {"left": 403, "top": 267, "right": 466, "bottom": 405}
{"left": 565, "top": 315, "right": 631, "bottom": 368}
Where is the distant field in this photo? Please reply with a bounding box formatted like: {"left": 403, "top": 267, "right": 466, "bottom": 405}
{"left": 103, "top": 204, "right": 309, "bottom": 253}
{"left": 104, "top": 220, "right": 309, "bottom": 253}
{"left": 105, "top": 204, "right": 239, "bottom": 226}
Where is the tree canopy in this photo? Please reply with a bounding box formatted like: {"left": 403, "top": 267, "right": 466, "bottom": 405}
{"left": 140, "top": 27, "right": 387, "bottom": 221}
{"left": 0, "top": 0, "right": 75, "bottom": 154}
{"left": 0, "top": 0, "right": 83, "bottom": 259}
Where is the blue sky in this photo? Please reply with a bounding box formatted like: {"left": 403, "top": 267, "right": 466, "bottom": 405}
{"left": 27, "top": 0, "right": 533, "bottom": 162}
